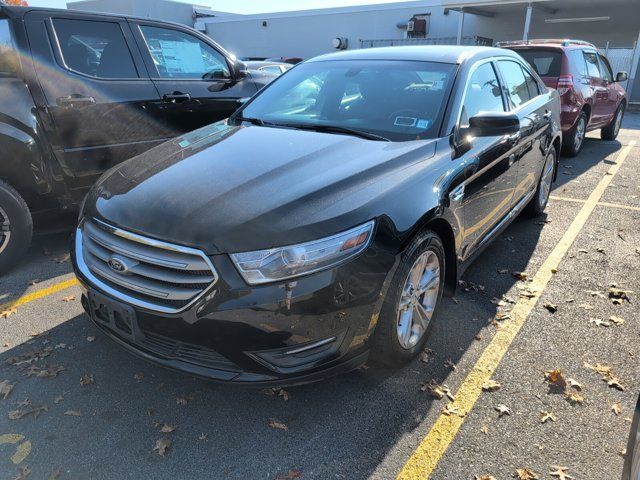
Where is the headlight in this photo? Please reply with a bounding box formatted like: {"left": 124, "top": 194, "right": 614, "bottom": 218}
{"left": 230, "top": 220, "right": 375, "bottom": 285}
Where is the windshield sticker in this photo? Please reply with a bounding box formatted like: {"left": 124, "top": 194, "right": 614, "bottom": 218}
{"left": 158, "top": 40, "right": 205, "bottom": 74}
{"left": 416, "top": 119, "right": 430, "bottom": 129}
{"left": 394, "top": 116, "right": 418, "bottom": 127}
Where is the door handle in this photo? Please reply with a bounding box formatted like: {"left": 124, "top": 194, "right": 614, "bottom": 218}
{"left": 543, "top": 110, "right": 552, "bottom": 120}
{"left": 507, "top": 131, "right": 521, "bottom": 144}
{"left": 163, "top": 92, "right": 191, "bottom": 103}
{"left": 449, "top": 184, "right": 465, "bottom": 203}
{"left": 56, "top": 95, "right": 95, "bottom": 107}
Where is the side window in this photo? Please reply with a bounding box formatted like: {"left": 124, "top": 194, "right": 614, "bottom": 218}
{"left": 139, "top": 25, "right": 229, "bottom": 80}
{"left": 521, "top": 64, "right": 540, "bottom": 98}
{"left": 0, "top": 20, "right": 18, "bottom": 76}
{"left": 569, "top": 50, "right": 588, "bottom": 76}
{"left": 460, "top": 62, "right": 504, "bottom": 126}
{"left": 583, "top": 51, "right": 601, "bottom": 78}
{"left": 597, "top": 55, "right": 613, "bottom": 82}
{"left": 497, "top": 60, "right": 532, "bottom": 109}
{"left": 52, "top": 18, "right": 138, "bottom": 79}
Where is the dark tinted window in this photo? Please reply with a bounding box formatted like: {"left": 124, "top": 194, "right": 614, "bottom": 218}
{"left": 460, "top": 62, "right": 504, "bottom": 126}
{"left": 53, "top": 19, "right": 138, "bottom": 79}
{"left": 139, "top": 26, "right": 229, "bottom": 79}
{"left": 514, "top": 49, "right": 562, "bottom": 77}
{"left": 0, "top": 20, "right": 18, "bottom": 76}
{"left": 583, "top": 51, "right": 601, "bottom": 78}
{"left": 497, "top": 60, "right": 532, "bottom": 108}
{"left": 597, "top": 54, "right": 613, "bottom": 82}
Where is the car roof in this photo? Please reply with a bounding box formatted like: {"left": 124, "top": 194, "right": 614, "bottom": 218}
{"left": 499, "top": 39, "right": 596, "bottom": 50}
{"left": 0, "top": 5, "right": 187, "bottom": 30}
{"left": 307, "top": 46, "right": 520, "bottom": 65}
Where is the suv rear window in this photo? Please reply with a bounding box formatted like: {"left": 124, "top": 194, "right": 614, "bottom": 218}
{"left": 512, "top": 49, "right": 562, "bottom": 77}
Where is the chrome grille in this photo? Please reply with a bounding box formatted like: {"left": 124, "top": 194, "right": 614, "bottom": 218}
{"left": 76, "top": 219, "right": 218, "bottom": 313}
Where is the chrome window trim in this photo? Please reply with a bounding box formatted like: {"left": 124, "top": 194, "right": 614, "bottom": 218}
{"left": 76, "top": 218, "right": 219, "bottom": 314}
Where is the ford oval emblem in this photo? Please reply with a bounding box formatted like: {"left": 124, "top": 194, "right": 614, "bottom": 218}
{"left": 108, "top": 255, "right": 128, "bottom": 274}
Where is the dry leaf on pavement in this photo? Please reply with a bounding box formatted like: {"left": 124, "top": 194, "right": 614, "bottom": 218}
{"left": 540, "top": 410, "right": 557, "bottom": 423}
{"left": 549, "top": 466, "right": 574, "bottom": 480}
{"left": 268, "top": 419, "right": 289, "bottom": 431}
{"left": 62, "top": 296, "right": 76, "bottom": 303}
{"left": 607, "top": 377, "right": 625, "bottom": 391}
{"left": 86, "top": 336, "right": 96, "bottom": 342}
{"left": 589, "top": 318, "right": 610, "bottom": 327}
{"left": 494, "top": 404, "right": 511, "bottom": 417}
{"left": 275, "top": 469, "right": 302, "bottom": 480}
{"left": 158, "top": 423, "right": 176, "bottom": 433}
{"left": 543, "top": 303, "right": 558, "bottom": 313}
{"left": 176, "top": 393, "right": 195, "bottom": 405}
{"left": 608, "top": 287, "right": 632, "bottom": 304}
{"left": 441, "top": 403, "right": 464, "bottom": 417}
{"left": 481, "top": 425, "right": 489, "bottom": 435}
{"left": 12, "top": 466, "right": 31, "bottom": 480}
{"left": 474, "top": 475, "right": 497, "bottom": 480}
{"left": 612, "top": 403, "right": 622, "bottom": 415}
{"left": 516, "top": 467, "right": 540, "bottom": 480}
{"left": 79, "top": 374, "right": 94, "bottom": 386}
{"left": 153, "top": 438, "right": 171, "bottom": 456}
{"left": 482, "top": 380, "right": 501, "bottom": 392}
{"left": 55, "top": 253, "right": 71, "bottom": 263}
{"left": 544, "top": 369, "right": 567, "bottom": 393}
{"left": 0, "top": 380, "right": 15, "bottom": 399}
{"left": 512, "top": 271, "right": 528, "bottom": 281}
{"left": 1, "top": 307, "right": 18, "bottom": 319}
{"left": 609, "top": 315, "right": 625, "bottom": 325}
{"left": 8, "top": 402, "right": 48, "bottom": 420}
{"left": 64, "top": 410, "right": 82, "bottom": 417}
{"left": 566, "top": 378, "right": 582, "bottom": 390}
{"left": 564, "top": 391, "right": 584, "bottom": 405}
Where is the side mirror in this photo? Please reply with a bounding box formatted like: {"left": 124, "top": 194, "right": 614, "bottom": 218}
{"left": 468, "top": 112, "right": 520, "bottom": 137}
{"left": 615, "top": 71, "right": 628, "bottom": 82}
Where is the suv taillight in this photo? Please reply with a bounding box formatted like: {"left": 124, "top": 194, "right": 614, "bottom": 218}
{"left": 556, "top": 74, "right": 574, "bottom": 95}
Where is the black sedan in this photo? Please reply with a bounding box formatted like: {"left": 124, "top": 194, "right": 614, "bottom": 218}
{"left": 72, "top": 46, "right": 561, "bottom": 385}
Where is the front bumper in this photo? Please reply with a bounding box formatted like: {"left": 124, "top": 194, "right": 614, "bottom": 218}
{"left": 72, "top": 231, "right": 396, "bottom": 386}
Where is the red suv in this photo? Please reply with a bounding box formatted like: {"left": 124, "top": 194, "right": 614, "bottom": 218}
{"left": 502, "top": 39, "right": 628, "bottom": 156}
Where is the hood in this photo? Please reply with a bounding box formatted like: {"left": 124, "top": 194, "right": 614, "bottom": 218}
{"left": 85, "top": 122, "right": 438, "bottom": 254}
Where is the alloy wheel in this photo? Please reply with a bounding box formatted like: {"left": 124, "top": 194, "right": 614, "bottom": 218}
{"left": 574, "top": 117, "right": 585, "bottom": 151}
{"left": 538, "top": 152, "right": 555, "bottom": 207}
{"left": 614, "top": 108, "right": 623, "bottom": 137}
{"left": 396, "top": 250, "right": 440, "bottom": 349}
{"left": 0, "top": 206, "right": 11, "bottom": 255}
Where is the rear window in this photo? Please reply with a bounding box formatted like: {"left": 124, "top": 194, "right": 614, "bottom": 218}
{"left": 512, "top": 49, "right": 562, "bottom": 77}
{"left": 0, "top": 19, "right": 18, "bottom": 76}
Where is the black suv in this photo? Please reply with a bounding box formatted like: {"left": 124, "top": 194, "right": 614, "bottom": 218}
{"left": 0, "top": 6, "right": 273, "bottom": 273}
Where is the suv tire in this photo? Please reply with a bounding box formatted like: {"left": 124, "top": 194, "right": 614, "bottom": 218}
{"left": 0, "top": 180, "right": 32, "bottom": 275}
{"left": 601, "top": 104, "right": 624, "bottom": 141}
{"left": 563, "top": 111, "right": 587, "bottom": 157}
{"left": 370, "top": 230, "right": 445, "bottom": 367}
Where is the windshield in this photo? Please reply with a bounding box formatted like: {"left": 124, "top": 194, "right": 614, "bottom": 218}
{"left": 237, "top": 60, "right": 457, "bottom": 142}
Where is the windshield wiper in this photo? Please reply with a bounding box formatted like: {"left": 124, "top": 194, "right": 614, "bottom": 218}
{"left": 278, "top": 123, "right": 390, "bottom": 142}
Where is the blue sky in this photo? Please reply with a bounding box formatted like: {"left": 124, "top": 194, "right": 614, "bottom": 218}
{"left": 29, "top": 0, "right": 410, "bottom": 14}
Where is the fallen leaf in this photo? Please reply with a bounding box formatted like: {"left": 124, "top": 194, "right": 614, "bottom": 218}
{"left": 589, "top": 318, "right": 610, "bottom": 327}
{"left": 8, "top": 401, "right": 48, "bottom": 420}
{"left": 544, "top": 369, "right": 567, "bottom": 393}
{"left": 12, "top": 466, "right": 31, "bottom": 480}
{"left": 494, "top": 404, "right": 511, "bottom": 417}
{"left": 444, "top": 359, "right": 456, "bottom": 370}
{"left": 48, "top": 468, "right": 63, "bottom": 480}
{"left": 585, "top": 289, "right": 606, "bottom": 299}
{"left": 543, "top": 303, "right": 558, "bottom": 313}
{"left": 481, "top": 379, "right": 501, "bottom": 392}
{"left": 419, "top": 348, "right": 435, "bottom": 363}
{"left": 595, "top": 247, "right": 606, "bottom": 254}
{"left": 549, "top": 465, "right": 574, "bottom": 480}
{"left": 481, "top": 424, "right": 489, "bottom": 434}
{"left": 474, "top": 476, "right": 497, "bottom": 480}
{"left": 55, "top": 253, "right": 71, "bottom": 263}
{"left": 61, "top": 296, "right": 76, "bottom": 303}
{"left": 474, "top": 334, "right": 482, "bottom": 341}
{"left": 64, "top": 410, "right": 82, "bottom": 417}
{"left": 6, "top": 347, "right": 53, "bottom": 366}
{"left": 495, "top": 312, "right": 512, "bottom": 322}
{"left": 1, "top": 307, "right": 18, "bottom": 319}
{"left": 540, "top": 410, "right": 556, "bottom": 423}
{"left": 198, "top": 433, "right": 208, "bottom": 441}
{"left": 26, "top": 364, "right": 65, "bottom": 378}
{"left": 54, "top": 395, "right": 64, "bottom": 404}
{"left": 564, "top": 391, "right": 584, "bottom": 404}
{"left": 607, "top": 377, "right": 625, "bottom": 391}
{"left": 159, "top": 423, "right": 176, "bottom": 433}
{"left": 79, "top": 374, "right": 94, "bottom": 386}
{"left": 612, "top": 403, "right": 622, "bottom": 415}
{"left": 609, "top": 315, "right": 625, "bottom": 325}
{"left": 512, "top": 271, "right": 528, "bottom": 281}
{"left": 86, "top": 336, "right": 96, "bottom": 342}
{"left": 608, "top": 287, "right": 632, "bottom": 304}
{"left": 268, "top": 419, "right": 288, "bottom": 431}
{"left": 516, "top": 467, "right": 540, "bottom": 480}
{"left": 566, "top": 378, "right": 582, "bottom": 391}
{"left": 584, "top": 362, "right": 613, "bottom": 377}
{"left": 276, "top": 470, "right": 302, "bottom": 480}
{"left": 441, "top": 403, "right": 464, "bottom": 417}
{"left": 578, "top": 303, "right": 594, "bottom": 310}
{"left": 133, "top": 372, "right": 144, "bottom": 381}
{"left": 153, "top": 438, "right": 171, "bottom": 456}
{"left": 176, "top": 393, "right": 195, "bottom": 406}
{"left": 497, "top": 268, "right": 509, "bottom": 274}
{"left": 0, "top": 380, "right": 15, "bottom": 399}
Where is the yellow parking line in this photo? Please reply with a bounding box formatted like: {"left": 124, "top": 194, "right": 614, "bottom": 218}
{"left": 397, "top": 140, "right": 636, "bottom": 480}
{"left": 550, "top": 196, "right": 640, "bottom": 212}
{"left": 0, "top": 277, "right": 79, "bottom": 312}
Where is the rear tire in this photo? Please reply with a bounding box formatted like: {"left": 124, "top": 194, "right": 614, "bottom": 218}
{"left": 370, "top": 230, "right": 445, "bottom": 368}
{"left": 0, "top": 180, "right": 32, "bottom": 275}
{"left": 562, "top": 111, "right": 587, "bottom": 157}
{"left": 601, "top": 104, "right": 624, "bottom": 141}
{"left": 525, "top": 147, "right": 556, "bottom": 217}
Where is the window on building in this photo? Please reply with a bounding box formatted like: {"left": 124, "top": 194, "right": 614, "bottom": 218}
{"left": 460, "top": 62, "right": 504, "bottom": 126}
{"left": 139, "top": 25, "right": 229, "bottom": 79}
{"left": 53, "top": 18, "right": 138, "bottom": 79}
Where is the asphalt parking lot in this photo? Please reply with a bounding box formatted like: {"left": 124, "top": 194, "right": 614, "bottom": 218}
{"left": 0, "top": 114, "right": 638, "bottom": 480}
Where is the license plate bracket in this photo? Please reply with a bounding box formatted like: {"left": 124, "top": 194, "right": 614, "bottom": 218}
{"left": 88, "top": 290, "right": 138, "bottom": 343}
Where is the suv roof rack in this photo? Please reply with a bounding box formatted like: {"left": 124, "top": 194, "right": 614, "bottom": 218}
{"left": 495, "top": 38, "right": 596, "bottom": 48}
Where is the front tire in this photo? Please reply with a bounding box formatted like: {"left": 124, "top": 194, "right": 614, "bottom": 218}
{"left": 0, "top": 180, "right": 33, "bottom": 275}
{"left": 562, "top": 111, "right": 587, "bottom": 157}
{"left": 601, "top": 104, "right": 624, "bottom": 141}
{"left": 370, "top": 230, "right": 445, "bottom": 367}
{"left": 525, "top": 147, "right": 556, "bottom": 217}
